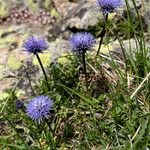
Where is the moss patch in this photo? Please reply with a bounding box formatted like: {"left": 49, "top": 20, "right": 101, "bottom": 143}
{"left": 108, "top": 13, "right": 115, "bottom": 20}
{"left": 0, "top": 36, "right": 16, "bottom": 49}
{"left": 7, "top": 52, "right": 25, "bottom": 70}
{"left": 0, "top": 3, "right": 9, "bottom": 18}
{"left": 94, "top": 44, "right": 114, "bottom": 54}
{"left": 16, "top": 89, "right": 25, "bottom": 98}
{"left": 0, "top": 92, "right": 9, "bottom": 101}
{"left": 28, "top": 0, "right": 39, "bottom": 12}
{"left": 57, "top": 53, "right": 71, "bottom": 64}
{"left": 0, "top": 26, "right": 18, "bottom": 49}
{"left": 44, "top": 0, "right": 52, "bottom": 10}
{"left": 51, "top": 8, "right": 60, "bottom": 18}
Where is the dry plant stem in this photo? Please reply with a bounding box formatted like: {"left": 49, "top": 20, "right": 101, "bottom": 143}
{"left": 131, "top": 125, "right": 141, "bottom": 141}
{"left": 36, "top": 54, "right": 50, "bottom": 91}
{"left": 130, "top": 72, "right": 150, "bottom": 99}
{"left": 27, "top": 73, "right": 36, "bottom": 96}
{"left": 96, "top": 13, "right": 108, "bottom": 58}
{"left": 82, "top": 51, "right": 88, "bottom": 92}
{"left": 24, "top": 67, "right": 35, "bottom": 96}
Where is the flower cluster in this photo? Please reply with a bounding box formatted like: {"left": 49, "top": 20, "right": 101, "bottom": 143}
{"left": 97, "top": 0, "right": 124, "bottom": 14}
{"left": 26, "top": 95, "right": 54, "bottom": 123}
{"left": 69, "top": 32, "right": 96, "bottom": 53}
{"left": 23, "top": 0, "right": 123, "bottom": 125}
{"left": 23, "top": 35, "right": 49, "bottom": 54}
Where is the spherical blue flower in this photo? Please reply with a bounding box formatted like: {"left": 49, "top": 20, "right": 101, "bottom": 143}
{"left": 69, "top": 32, "right": 96, "bottom": 53}
{"left": 97, "top": 0, "right": 124, "bottom": 14}
{"left": 23, "top": 35, "right": 49, "bottom": 54}
{"left": 26, "top": 95, "right": 54, "bottom": 123}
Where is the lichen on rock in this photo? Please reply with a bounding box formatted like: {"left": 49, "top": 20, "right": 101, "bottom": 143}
{"left": 33, "top": 51, "right": 51, "bottom": 68}
{"left": 7, "top": 51, "right": 25, "bottom": 70}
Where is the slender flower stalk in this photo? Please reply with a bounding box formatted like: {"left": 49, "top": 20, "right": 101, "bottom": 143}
{"left": 96, "top": 14, "right": 108, "bottom": 58}
{"left": 23, "top": 35, "right": 50, "bottom": 91}
{"left": 82, "top": 51, "right": 88, "bottom": 92}
{"left": 69, "top": 32, "right": 96, "bottom": 92}
{"left": 45, "top": 119, "right": 55, "bottom": 136}
{"left": 96, "top": 0, "right": 124, "bottom": 57}
{"left": 36, "top": 53, "right": 50, "bottom": 91}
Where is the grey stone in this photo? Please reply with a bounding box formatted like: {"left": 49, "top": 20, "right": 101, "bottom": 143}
{"left": 65, "top": 3, "right": 101, "bottom": 30}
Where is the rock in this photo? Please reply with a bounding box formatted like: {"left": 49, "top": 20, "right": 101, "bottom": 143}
{"left": 53, "top": 0, "right": 79, "bottom": 18}
{"left": 112, "top": 38, "right": 150, "bottom": 52}
{"left": 49, "top": 38, "right": 70, "bottom": 62}
{"left": 65, "top": 3, "right": 101, "bottom": 30}
{"left": 0, "top": 77, "right": 18, "bottom": 92}
{"left": 92, "top": 37, "right": 150, "bottom": 62}
{"left": 54, "top": 0, "right": 101, "bottom": 30}
{"left": 101, "top": 38, "right": 150, "bottom": 60}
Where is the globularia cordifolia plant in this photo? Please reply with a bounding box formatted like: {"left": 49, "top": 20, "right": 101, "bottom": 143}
{"left": 96, "top": 0, "right": 124, "bottom": 57}
{"left": 23, "top": 35, "right": 50, "bottom": 90}
{"left": 69, "top": 32, "right": 96, "bottom": 92}
{"left": 69, "top": 32, "right": 96, "bottom": 53}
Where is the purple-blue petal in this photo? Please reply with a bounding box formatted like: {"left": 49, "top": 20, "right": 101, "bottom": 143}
{"left": 69, "top": 32, "right": 96, "bottom": 53}
{"left": 97, "top": 0, "right": 124, "bottom": 14}
{"left": 26, "top": 95, "right": 54, "bottom": 123}
{"left": 23, "top": 35, "right": 49, "bottom": 54}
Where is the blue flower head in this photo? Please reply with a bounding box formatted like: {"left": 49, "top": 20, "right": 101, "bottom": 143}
{"left": 69, "top": 32, "right": 96, "bottom": 53}
{"left": 23, "top": 35, "right": 49, "bottom": 54}
{"left": 16, "top": 100, "right": 24, "bottom": 110}
{"left": 97, "top": 0, "right": 124, "bottom": 14}
{"left": 26, "top": 95, "right": 54, "bottom": 123}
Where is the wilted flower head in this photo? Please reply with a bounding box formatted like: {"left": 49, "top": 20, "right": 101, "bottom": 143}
{"left": 97, "top": 0, "right": 124, "bottom": 14}
{"left": 26, "top": 95, "right": 54, "bottom": 123}
{"left": 69, "top": 32, "right": 96, "bottom": 53}
{"left": 16, "top": 100, "right": 24, "bottom": 110}
{"left": 23, "top": 35, "right": 49, "bottom": 54}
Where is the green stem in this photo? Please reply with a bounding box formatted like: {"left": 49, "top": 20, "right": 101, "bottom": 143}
{"left": 82, "top": 51, "right": 88, "bottom": 92}
{"left": 96, "top": 13, "right": 108, "bottom": 58}
{"left": 44, "top": 120, "right": 55, "bottom": 148}
{"left": 36, "top": 54, "right": 50, "bottom": 91}
{"left": 45, "top": 119, "right": 55, "bottom": 136}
